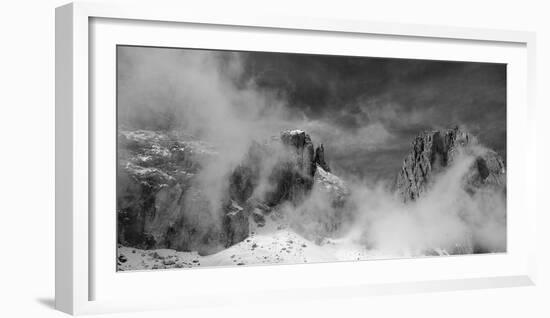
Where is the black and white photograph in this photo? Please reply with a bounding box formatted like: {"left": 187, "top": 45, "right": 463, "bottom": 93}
{"left": 116, "top": 45, "right": 507, "bottom": 271}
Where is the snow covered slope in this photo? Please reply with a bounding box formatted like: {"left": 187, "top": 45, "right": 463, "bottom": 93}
{"left": 117, "top": 215, "right": 379, "bottom": 271}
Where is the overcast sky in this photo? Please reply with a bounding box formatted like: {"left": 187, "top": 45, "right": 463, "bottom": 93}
{"left": 118, "top": 46, "right": 506, "bottom": 183}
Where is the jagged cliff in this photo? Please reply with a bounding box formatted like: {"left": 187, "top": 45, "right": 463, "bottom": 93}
{"left": 117, "top": 128, "right": 343, "bottom": 256}
{"left": 314, "top": 144, "right": 331, "bottom": 172}
{"left": 117, "top": 126, "right": 506, "bottom": 267}
{"left": 395, "top": 127, "right": 506, "bottom": 202}
{"left": 229, "top": 129, "right": 347, "bottom": 238}
{"left": 117, "top": 130, "right": 247, "bottom": 255}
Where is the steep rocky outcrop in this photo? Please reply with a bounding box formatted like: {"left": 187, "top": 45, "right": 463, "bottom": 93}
{"left": 280, "top": 130, "right": 316, "bottom": 177}
{"left": 118, "top": 128, "right": 341, "bottom": 256}
{"left": 228, "top": 129, "right": 339, "bottom": 229}
{"left": 266, "top": 130, "right": 317, "bottom": 204}
{"left": 306, "top": 166, "right": 351, "bottom": 239}
{"left": 117, "top": 130, "right": 249, "bottom": 255}
{"left": 395, "top": 127, "right": 506, "bottom": 202}
{"left": 314, "top": 144, "right": 331, "bottom": 172}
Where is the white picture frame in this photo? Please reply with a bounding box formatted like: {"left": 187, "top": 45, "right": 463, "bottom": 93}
{"left": 55, "top": 1, "right": 537, "bottom": 315}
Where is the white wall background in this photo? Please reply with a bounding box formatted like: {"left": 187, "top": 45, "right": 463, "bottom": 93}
{"left": 0, "top": 0, "right": 548, "bottom": 317}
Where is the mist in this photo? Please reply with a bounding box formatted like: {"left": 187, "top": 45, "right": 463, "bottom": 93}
{"left": 117, "top": 46, "right": 506, "bottom": 259}
{"left": 345, "top": 148, "right": 506, "bottom": 256}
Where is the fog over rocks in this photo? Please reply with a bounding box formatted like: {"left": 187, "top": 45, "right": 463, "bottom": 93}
{"left": 396, "top": 127, "right": 506, "bottom": 202}
{"left": 118, "top": 126, "right": 506, "bottom": 263}
{"left": 116, "top": 47, "right": 507, "bottom": 269}
{"left": 118, "top": 129, "right": 352, "bottom": 256}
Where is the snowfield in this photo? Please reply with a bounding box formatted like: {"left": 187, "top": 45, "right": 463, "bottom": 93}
{"left": 117, "top": 214, "right": 391, "bottom": 271}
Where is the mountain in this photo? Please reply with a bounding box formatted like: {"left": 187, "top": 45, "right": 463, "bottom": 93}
{"left": 117, "top": 129, "right": 348, "bottom": 257}
{"left": 395, "top": 127, "right": 506, "bottom": 202}
{"left": 117, "top": 126, "right": 506, "bottom": 269}
{"left": 116, "top": 130, "right": 247, "bottom": 256}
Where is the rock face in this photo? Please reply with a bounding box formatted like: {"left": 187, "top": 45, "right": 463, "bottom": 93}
{"left": 228, "top": 129, "right": 342, "bottom": 230}
{"left": 228, "top": 129, "right": 319, "bottom": 208}
{"left": 118, "top": 128, "right": 342, "bottom": 256}
{"left": 280, "top": 130, "right": 316, "bottom": 177}
{"left": 395, "top": 127, "right": 506, "bottom": 202}
{"left": 117, "top": 130, "right": 249, "bottom": 255}
{"left": 302, "top": 165, "right": 351, "bottom": 239}
{"left": 314, "top": 144, "right": 331, "bottom": 172}
{"left": 268, "top": 130, "right": 317, "bottom": 204}
{"left": 314, "top": 166, "right": 349, "bottom": 207}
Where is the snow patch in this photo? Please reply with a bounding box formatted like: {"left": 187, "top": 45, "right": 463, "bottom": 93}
{"left": 287, "top": 129, "right": 305, "bottom": 135}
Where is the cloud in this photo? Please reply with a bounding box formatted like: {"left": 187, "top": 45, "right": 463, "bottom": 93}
{"left": 346, "top": 148, "right": 505, "bottom": 256}
{"left": 302, "top": 120, "right": 392, "bottom": 151}
{"left": 118, "top": 45, "right": 506, "bottom": 185}
{"left": 118, "top": 46, "right": 506, "bottom": 258}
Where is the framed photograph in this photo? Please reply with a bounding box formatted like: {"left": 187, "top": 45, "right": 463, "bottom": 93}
{"left": 56, "top": 2, "right": 537, "bottom": 315}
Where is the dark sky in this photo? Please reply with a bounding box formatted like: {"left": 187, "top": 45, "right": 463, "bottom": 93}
{"left": 239, "top": 52, "right": 507, "bottom": 181}
{"left": 118, "top": 46, "right": 506, "bottom": 183}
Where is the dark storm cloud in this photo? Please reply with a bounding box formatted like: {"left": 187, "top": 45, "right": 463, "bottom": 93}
{"left": 119, "top": 46, "right": 506, "bottom": 182}
{"left": 239, "top": 52, "right": 506, "bottom": 180}
{"left": 240, "top": 52, "right": 392, "bottom": 120}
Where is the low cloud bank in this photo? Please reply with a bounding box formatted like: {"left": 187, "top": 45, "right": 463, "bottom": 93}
{"left": 344, "top": 149, "right": 506, "bottom": 256}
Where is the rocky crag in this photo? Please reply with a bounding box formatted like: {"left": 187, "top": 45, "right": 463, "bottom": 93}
{"left": 116, "top": 130, "right": 239, "bottom": 255}
{"left": 118, "top": 126, "right": 505, "bottom": 259}
{"left": 117, "top": 129, "right": 348, "bottom": 256}
{"left": 395, "top": 127, "right": 506, "bottom": 202}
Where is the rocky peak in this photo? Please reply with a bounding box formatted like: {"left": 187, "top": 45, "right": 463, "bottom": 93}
{"left": 280, "top": 129, "right": 308, "bottom": 147}
{"left": 117, "top": 130, "right": 248, "bottom": 256}
{"left": 314, "top": 144, "right": 330, "bottom": 172}
{"left": 280, "top": 129, "right": 316, "bottom": 178}
{"left": 395, "top": 127, "right": 505, "bottom": 201}
{"left": 118, "top": 128, "right": 343, "bottom": 256}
